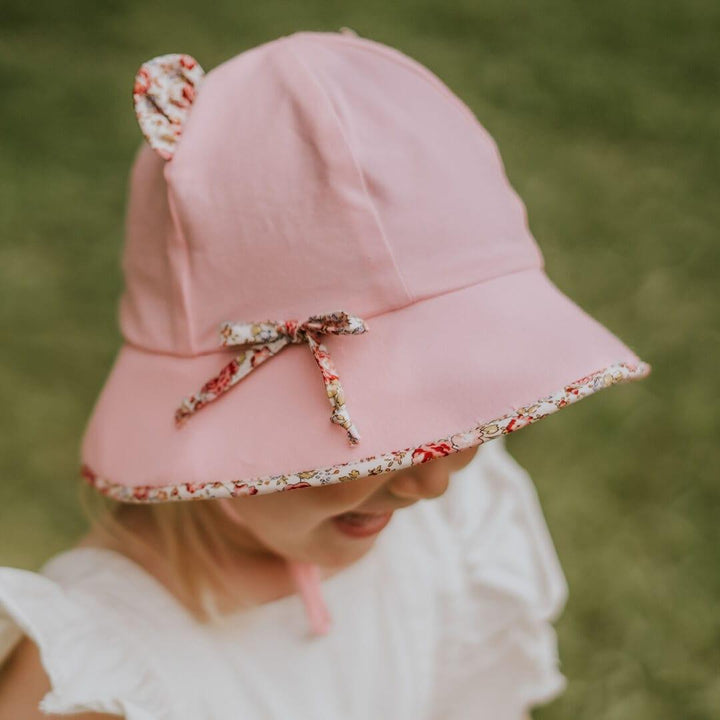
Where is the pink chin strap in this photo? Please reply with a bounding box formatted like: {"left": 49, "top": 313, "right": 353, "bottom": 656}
{"left": 218, "top": 499, "right": 332, "bottom": 636}
{"left": 286, "top": 560, "right": 332, "bottom": 636}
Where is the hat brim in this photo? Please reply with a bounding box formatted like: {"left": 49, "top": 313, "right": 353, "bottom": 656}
{"left": 80, "top": 267, "right": 651, "bottom": 502}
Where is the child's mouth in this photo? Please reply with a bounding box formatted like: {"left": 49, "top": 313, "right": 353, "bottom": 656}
{"left": 331, "top": 511, "right": 394, "bottom": 538}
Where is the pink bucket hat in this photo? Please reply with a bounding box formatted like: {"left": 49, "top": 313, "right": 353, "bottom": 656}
{"left": 79, "top": 28, "right": 651, "bottom": 504}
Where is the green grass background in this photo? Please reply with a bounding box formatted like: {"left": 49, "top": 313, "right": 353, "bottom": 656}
{"left": 0, "top": 1, "right": 718, "bottom": 717}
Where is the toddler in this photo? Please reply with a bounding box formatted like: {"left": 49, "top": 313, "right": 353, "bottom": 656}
{"left": 0, "top": 27, "right": 650, "bottom": 719}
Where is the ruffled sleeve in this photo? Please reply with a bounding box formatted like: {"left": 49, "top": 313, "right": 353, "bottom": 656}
{"left": 429, "top": 436, "right": 569, "bottom": 720}
{"left": 0, "top": 566, "right": 167, "bottom": 719}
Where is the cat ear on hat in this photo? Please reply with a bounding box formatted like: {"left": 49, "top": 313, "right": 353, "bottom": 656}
{"left": 132, "top": 53, "right": 205, "bottom": 160}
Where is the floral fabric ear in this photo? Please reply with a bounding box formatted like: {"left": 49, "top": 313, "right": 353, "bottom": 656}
{"left": 132, "top": 53, "right": 205, "bottom": 160}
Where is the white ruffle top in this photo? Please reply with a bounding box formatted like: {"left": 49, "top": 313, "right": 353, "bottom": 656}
{"left": 0, "top": 437, "right": 568, "bottom": 719}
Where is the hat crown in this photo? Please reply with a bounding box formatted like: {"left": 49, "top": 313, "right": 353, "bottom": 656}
{"left": 120, "top": 31, "right": 543, "bottom": 356}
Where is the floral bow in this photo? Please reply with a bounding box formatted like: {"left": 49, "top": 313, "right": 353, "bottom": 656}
{"left": 175, "top": 311, "right": 369, "bottom": 445}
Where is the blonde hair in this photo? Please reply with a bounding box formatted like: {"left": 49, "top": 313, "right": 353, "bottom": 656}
{"left": 78, "top": 482, "right": 256, "bottom": 622}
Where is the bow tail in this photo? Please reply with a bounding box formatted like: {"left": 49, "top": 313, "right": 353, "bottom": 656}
{"left": 175, "top": 337, "right": 289, "bottom": 426}
{"left": 305, "top": 332, "right": 361, "bottom": 445}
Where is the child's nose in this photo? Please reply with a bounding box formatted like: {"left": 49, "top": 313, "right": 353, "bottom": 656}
{"left": 387, "top": 465, "right": 450, "bottom": 502}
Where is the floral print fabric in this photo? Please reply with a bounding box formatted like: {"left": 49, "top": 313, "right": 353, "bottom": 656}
{"left": 175, "top": 311, "right": 369, "bottom": 445}
{"left": 82, "top": 360, "right": 651, "bottom": 503}
{"left": 133, "top": 53, "right": 205, "bottom": 160}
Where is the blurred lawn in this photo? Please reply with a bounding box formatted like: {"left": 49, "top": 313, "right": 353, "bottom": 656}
{"left": 0, "top": 1, "right": 718, "bottom": 718}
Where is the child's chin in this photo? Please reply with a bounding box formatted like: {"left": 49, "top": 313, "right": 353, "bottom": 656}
{"left": 308, "top": 532, "right": 376, "bottom": 569}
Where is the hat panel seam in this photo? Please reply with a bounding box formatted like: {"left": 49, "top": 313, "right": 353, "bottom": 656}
{"left": 283, "top": 38, "right": 414, "bottom": 307}
{"left": 116, "top": 259, "right": 541, "bottom": 359}
{"left": 162, "top": 171, "right": 198, "bottom": 355}
{"left": 302, "top": 32, "right": 545, "bottom": 270}
{"left": 300, "top": 31, "right": 484, "bottom": 139}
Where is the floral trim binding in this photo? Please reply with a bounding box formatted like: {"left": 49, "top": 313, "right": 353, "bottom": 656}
{"left": 81, "top": 361, "right": 651, "bottom": 503}
{"left": 133, "top": 53, "right": 205, "bottom": 160}
{"left": 175, "top": 311, "right": 369, "bottom": 445}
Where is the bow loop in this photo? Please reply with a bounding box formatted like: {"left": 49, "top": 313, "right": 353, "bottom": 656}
{"left": 176, "top": 310, "right": 369, "bottom": 445}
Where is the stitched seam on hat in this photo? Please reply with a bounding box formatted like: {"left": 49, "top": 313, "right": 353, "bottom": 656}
{"left": 163, "top": 176, "right": 197, "bottom": 354}
{"left": 305, "top": 33, "right": 543, "bottom": 269}
{"left": 119, "top": 261, "right": 541, "bottom": 359}
{"left": 283, "top": 39, "right": 414, "bottom": 306}
{"left": 304, "top": 32, "right": 482, "bottom": 133}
